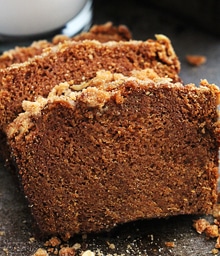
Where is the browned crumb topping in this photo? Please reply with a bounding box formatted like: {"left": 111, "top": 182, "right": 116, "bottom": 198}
{"left": 0, "top": 40, "right": 52, "bottom": 69}
{"left": 186, "top": 55, "right": 207, "bottom": 66}
{"left": 0, "top": 23, "right": 132, "bottom": 70}
{"left": 71, "top": 22, "right": 132, "bottom": 43}
{"left": 52, "top": 22, "right": 131, "bottom": 45}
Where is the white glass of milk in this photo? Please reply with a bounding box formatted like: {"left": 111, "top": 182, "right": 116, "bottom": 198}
{"left": 0, "top": 0, "right": 92, "bottom": 38}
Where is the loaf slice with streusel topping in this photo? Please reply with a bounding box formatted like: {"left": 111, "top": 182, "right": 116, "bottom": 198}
{"left": 6, "top": 71, "right": 219, "bottom": 238}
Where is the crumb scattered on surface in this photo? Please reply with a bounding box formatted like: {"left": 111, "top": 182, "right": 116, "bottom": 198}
{"left": 44, "top": 237, "right": 61, "bottom": 247}
{"left": 32, "top": 248, "right": 48, "bottom": 256}
{"left": 29, "top": 237, "right": 36, "bottom": 243}
{"left": 0, "top": 231, "right": 5, "bottom": 236}
{"left": 72, "top": 243, "right": 81, "bottom": 250}
{"left": 193, "top": 218, "right": 210, "bottom": 234}
{"left": 58, "top": 247, "right": 76, "bottom": 256}
{"left": 205, "top": 225, "right": 219, "bottom": 238}
{"left": 212, "top": 248, "right": 219, "bottom": 254}
{"left": 81, "top": 250, "right": 95, "bottom": 256}
{"left": 186, "top": 55, "right": 207, "bottom": 66}
{"left": 193, "top": 204, "right": 220, "bottom": 252}
{"left": 164, "top": 241, "right": 176, "bottom": 248}
{"left": 2, "top": 247, "right": 9, "bottom": 255}
{"left": 107, "top": 241, "right": 116, "bottom": 250}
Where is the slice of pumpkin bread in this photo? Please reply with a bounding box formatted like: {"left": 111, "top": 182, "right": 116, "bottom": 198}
{"left": 6, "top": 71, "right": 219, "bottom": 238}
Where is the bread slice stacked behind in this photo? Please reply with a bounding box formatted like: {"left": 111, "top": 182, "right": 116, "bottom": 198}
{"left": 0, "top": 34, "right": 180, "bottom": 131}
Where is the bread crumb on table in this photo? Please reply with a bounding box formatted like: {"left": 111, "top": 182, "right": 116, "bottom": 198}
{"left": 186, "top": 55, "right": 207, "bottom": 66}
{"left": 58, "top": 247, "right": 76, "bottom": 256}
{"left": 32, "top": 248, "right": 48, "bottom": 256}
{"left": 44, "top": 237, "right": 61, "bottom": 247}
{"left": 0, "top": 231, "right": 5, "bottom": 236}
{"left": 193, "top": 204, "right": 220, "bottom": 253}
{"left": 2, "top": 247, "right": 9, "bottom": 255}
{"left": 164, "top": 241, "right": 176, "bottom": 248}
{"left": 212, "top": 248, "right": 219, "bottom": 254}
{"left": 193, "top": 218, "right": 210, "bottom": 234}
{"left": 205, "top": 225, "right": 219, "bottom": 238}
{"left": 81, "top": 250, "right": 95, "bottom": 256}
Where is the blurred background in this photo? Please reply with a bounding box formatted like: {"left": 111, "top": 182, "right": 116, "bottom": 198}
{"left": 92, "top": 0, "right": 220, "bottom": 85}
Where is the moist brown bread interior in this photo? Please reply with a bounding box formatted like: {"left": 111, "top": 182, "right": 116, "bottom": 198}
{"left": 6, "top": 72, "right": 220, "bottom": 238}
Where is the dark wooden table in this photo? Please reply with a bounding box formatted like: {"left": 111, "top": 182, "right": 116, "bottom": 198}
{"left": 1, "top": 0, "right": 220, "bottom": 255}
